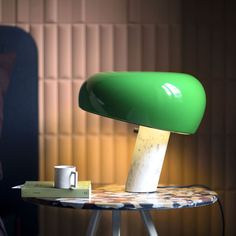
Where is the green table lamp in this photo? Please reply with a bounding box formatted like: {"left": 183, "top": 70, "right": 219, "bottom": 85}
{"left": 78, "top": 72, "right": 206, "bottom": 193}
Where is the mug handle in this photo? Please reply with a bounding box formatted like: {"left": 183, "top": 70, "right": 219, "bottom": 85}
{"left": 70, "top": 171, "right": 78, "bottom": 189}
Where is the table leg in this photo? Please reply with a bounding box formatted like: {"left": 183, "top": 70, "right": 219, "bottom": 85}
{"left": 86, "top": 210, "right": 101, "bottom": 236}
{"left": 140, "top": 210, "right": 158, "bottom": 236}
{"left": 112, "top": 210, "right": 121, "bottom": 236}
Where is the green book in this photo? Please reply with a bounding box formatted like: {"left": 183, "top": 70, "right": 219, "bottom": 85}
{"left": 21, "top": 181, "right": 91, "bottom": 198}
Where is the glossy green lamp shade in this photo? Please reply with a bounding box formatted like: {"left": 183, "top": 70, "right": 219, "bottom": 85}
{"left": 79, "top": 72, "right": 206, "bottom": 134}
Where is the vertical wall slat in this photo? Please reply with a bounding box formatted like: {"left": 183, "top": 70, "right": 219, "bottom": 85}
{"left": 168, "top": 135, "right": 183, "bottom": 184}
{"left": 100, "top": 24, "right": 114, "bottom": 134}
{"left": 142, "top": 24, "right": 156, "bottom": 71}
{"left": 17, "top": 0, "right": 29, "bottom": 23}
{"left": 197, "top": 25, "right": 211, "bottom": 80}
{"left": 156, "top": 24, "right": 169, "bottom": 71}
{"left": 72, "top": 24, "right": 86, "bottom": 78}
{"left": 30, "top": 0, "right": 44, "bottom": 23}
{"left": 211, "top": 25, "right": 224, "bottom": 80}
{"left": 183, "top": 24, "right": 197, "bottom": 74}
{"left": 58, "top": 0, "right": 72, "bottom": 23}
{"left": 38, "top": 80, "right": 44, "bottom": 134}
{"left": 30, "top": 24, "right": 44, "bottom": 79}
{"left": 128, "top": 24, "right": 142, "bottom": 70}
{"left": 225, "top": 191, "right": 236, "bottom": 236}
{"left": 114, "top": 135, "right": 128, "bottom": 184}
{"left": 86, "top": 24, "right": 100, "bottom": 134}
{"left": 128, "top": 0, "right": 141, "bottom": 23}
{"left": 45, "top": 136, "right": 58, "bottom": 180}
{"left": 170, "top": 24, "right": 182, "bottom": 71}
{"left": 72, "top": 0, "right": 85, "bottom": 23}
{"left": 226, "top": 135, "right": 236, "bottom": 189}
{"left": 85, "top": 0, "right": 127, "bottom": 23}
{"left": 212, "top": 136, "right": 225, "bottom": 190}
{"left": 58, "top": 24, "right": 72, "bottom": 78}
{"left": 58, "top": 136, "right": 72, "bottom": 164}
{"left": 39, "top": 136, "right": 44, "bottom": 180}
{"left": 45, "top": 0, "right": 57, "bottom": 23}
{"left": 86, "top": 24, "right": 100, "bottom": 76}
{"left": 87, "top": 135, "right": 100, "bottom": 183}
{"left": 197, "top": 135, "right": 211, "bottom": 186}
{"left": 114, "top": 24, "right": 128, "bottom": 71}
{"left": 72, "top": 80, "right": 86, "bottom": 134}
{"left": 73, "top": 136, "right": 87, "bottom": 180}
{"left": 101, "top": 135, "right": 114, "bottom": 183}
{"left": 226, "top": 81, "right": 236, "bottom": 135}
{"left": 44, "top": 80, "right": 58, "bottom": 134}
{"left": 58, "top": 81, "right": 72, "bottom": 134}
{"left": 0, "top": 0, "right": 2, "bottom": 22}
{"left": 44, "top": 25, "right": 58, "bottom": 78}
{"left": 2, "top": 0, "right": 16, "bottom": 23}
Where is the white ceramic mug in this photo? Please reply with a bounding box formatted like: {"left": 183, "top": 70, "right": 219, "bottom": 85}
{"left": 54, "top": 165, "right": 78, "bottom": 189}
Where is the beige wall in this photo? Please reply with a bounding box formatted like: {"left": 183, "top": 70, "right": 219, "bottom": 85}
{"left": 1, "top": 0, "right": 236, "bottom": 235}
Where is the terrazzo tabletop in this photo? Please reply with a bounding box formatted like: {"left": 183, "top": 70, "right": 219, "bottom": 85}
{"left": 26, "top": 184, "right": 218, "bottom": 211}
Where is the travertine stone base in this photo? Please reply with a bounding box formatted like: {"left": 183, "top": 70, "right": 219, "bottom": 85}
{"left": 125, "top": 126, "right": 170, "bottom": 193}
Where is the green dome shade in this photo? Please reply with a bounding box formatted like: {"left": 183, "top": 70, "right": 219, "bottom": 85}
{"left": 79, "top": 72, "right": 206, "bottom": 134}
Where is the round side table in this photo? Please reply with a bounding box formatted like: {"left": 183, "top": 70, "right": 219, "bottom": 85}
{"left": 27, "top": 185, "right": 218, "bottom": 236}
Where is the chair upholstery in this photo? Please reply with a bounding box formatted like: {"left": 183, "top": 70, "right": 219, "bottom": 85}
{"left": 0, "top": 26, "right": 38, "bottom": 236}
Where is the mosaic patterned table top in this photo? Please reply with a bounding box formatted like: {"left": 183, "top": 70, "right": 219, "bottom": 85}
{"left": 28, "top": 185, "right": 218, "bottom": 211}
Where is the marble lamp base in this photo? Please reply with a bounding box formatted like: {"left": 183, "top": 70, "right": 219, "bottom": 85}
{"left": 125, "top": 126, "right": 170, "bottom": 193}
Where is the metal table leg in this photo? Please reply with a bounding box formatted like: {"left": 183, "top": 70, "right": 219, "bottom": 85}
{"left": 140, "top": 210, "right": 158, "bottom": 236}
{"left": 112, "top": 210, "right": 121, "bottom": 236}
{"left": 86, "top": 211, "right": 102, "bottom": 236}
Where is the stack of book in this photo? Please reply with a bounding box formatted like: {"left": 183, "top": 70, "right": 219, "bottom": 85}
{"left": 19, "top": 181, "right": 91, "bottom": 198}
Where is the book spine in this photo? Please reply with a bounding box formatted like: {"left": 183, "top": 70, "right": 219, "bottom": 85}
{"left": 22, "top": 187, "right": 90, "bottom": 198}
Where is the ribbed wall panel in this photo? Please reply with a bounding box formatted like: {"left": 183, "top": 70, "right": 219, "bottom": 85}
{"left": 0, "top": 0, "right": 235, "bottom": 235}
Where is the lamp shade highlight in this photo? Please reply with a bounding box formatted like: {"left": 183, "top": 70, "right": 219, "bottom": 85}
{"left": 79, "top": 72, "right": 206, "bottom": 134}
